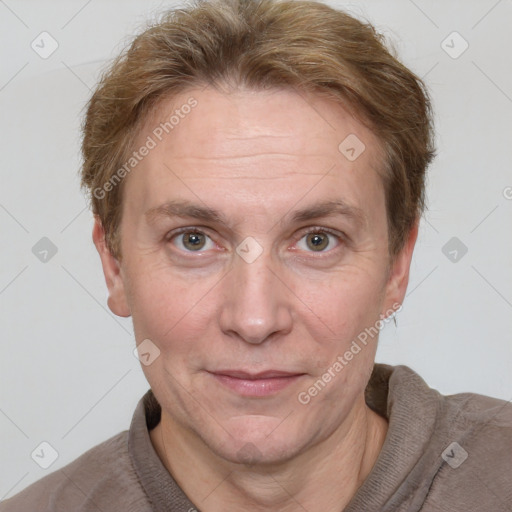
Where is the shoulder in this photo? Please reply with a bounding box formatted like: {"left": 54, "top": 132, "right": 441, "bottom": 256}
{"left": 0, "top": 430, "right": 152, "bottom": 512}
{"left": 428, "top": 390, "right": 512, "bottom": 510}
{"left": 396, "top": 363, "right": 512, "bottom": 470}
{"left": 381, "top": 365, "right": 512, "bottom": 509}
{"left": 385, "top": 364, "right": 511, "bottom": 437}
{"left": 442, "top": 389, "right": 512, "bottom": 447}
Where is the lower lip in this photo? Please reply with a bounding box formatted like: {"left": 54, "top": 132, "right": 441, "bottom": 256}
{"left": 210, "top": 373, "right": 304, "bottom": 397}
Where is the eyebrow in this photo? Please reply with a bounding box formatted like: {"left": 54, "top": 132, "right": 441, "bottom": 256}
{"left": 144, "top": 199, "right": 367, "bottom": 229}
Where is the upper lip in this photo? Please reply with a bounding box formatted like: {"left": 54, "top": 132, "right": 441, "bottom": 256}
{"left": 209, "top": 370, "right": 304, "bottom": 380}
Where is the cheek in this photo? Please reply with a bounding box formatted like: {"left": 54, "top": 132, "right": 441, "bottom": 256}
{"left": 288, "top": 267, "right": 386, "bottom": 383}
{"left": 126, "top": 261, "right": 220, "bottom": 352}
{"left": 125, "top": 263, "right": 185, "bottom": 338}
{"left": 295, "top": 266, "right": 386, "bottom": 335}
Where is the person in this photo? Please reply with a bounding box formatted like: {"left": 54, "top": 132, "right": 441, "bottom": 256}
{"left": 1, "top": 0, "right": 510, "bottom": 510}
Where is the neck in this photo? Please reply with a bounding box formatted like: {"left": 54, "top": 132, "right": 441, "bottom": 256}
{"left": 150, "top": 397, "right": 388, "bottom": 512}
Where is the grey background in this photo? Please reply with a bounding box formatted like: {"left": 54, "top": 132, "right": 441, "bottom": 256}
{"left": 1, "top": 0, "right": 511, "bottom": 498}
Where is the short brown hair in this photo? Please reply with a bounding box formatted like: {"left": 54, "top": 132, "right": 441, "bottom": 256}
{"left": 80, "top": 0, "right": 435, "bottom": 262}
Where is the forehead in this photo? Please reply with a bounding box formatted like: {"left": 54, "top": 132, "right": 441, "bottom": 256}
{"left": 124, "top": 86, "right": 385, "bottom": 222}
{"left": 140, "top": 86, "right": 380, "bottom": 164}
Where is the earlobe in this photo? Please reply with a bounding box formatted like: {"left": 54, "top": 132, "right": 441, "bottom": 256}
{"left": 92, "top": 216, "right": 131, "bottom": 318}
{"left": 381, "top": 219, "right": 419, "bottom": 317}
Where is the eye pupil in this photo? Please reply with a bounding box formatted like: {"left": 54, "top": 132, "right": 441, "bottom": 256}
{"left": 307, "top": 233, "right": 329, "bottom": 251}
{"left": 175, "top": 230, "right": 336, "bottom": 254}
{"left": 184, "top": 232, "right": 205, "bottom": 250}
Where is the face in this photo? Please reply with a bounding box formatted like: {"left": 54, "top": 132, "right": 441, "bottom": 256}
{"left": 94, "top": 86, "right": 416, "bottom": 464}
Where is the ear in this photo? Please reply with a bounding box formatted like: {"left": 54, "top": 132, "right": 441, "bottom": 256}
{"left": 92, "top": 216, "right": 131, "bottom": 317}
{"left": 381, "top": 219, "right": 419, "bottom": 317}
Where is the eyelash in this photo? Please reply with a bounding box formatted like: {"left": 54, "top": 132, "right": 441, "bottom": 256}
{"left": 165, "top": 226, "right": 346, "bottom": 255}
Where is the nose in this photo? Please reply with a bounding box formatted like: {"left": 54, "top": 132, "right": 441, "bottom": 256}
{"left": 218, "top": 244, "right": 293, "bottom": 345}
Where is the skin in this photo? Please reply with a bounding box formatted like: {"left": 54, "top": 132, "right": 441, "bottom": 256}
{"left": 93, "top": 85, "right": 418, "bottom": 511}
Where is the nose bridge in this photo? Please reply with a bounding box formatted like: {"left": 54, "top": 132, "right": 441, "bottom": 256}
{"left": 219, "top": 241, "right": 292, "bottom": 344}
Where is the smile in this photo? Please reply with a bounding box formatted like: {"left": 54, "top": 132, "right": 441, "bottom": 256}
{"left": 208, "top": 370, "right": 306, "bottom": 397}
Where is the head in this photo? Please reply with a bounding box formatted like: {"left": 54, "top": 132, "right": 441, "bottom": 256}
{"left": 82, "top": 0, "right": 435, "bottom": 464}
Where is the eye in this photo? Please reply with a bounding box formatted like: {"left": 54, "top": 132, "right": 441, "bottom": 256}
{"left": 168, "top": 229, "right": 216, "bottom": 252}
{"left": 295, "top": 228, "right": 342, "bottom": 253}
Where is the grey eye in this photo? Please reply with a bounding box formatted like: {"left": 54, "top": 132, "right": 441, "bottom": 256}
{"left": 305, "top": 232, "right": 330, "bottom": 251}
{"left": 171, "top": 231, "right": 214, "bottom": 252}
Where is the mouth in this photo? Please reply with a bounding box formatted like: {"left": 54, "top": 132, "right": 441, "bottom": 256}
{"left": 207, "top": 369, "right": 306, "bottom": 397}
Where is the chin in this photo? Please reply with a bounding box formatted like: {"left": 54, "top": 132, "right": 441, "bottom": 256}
{"left": 203, "top": 415, "right": 307, "bottom": 466}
